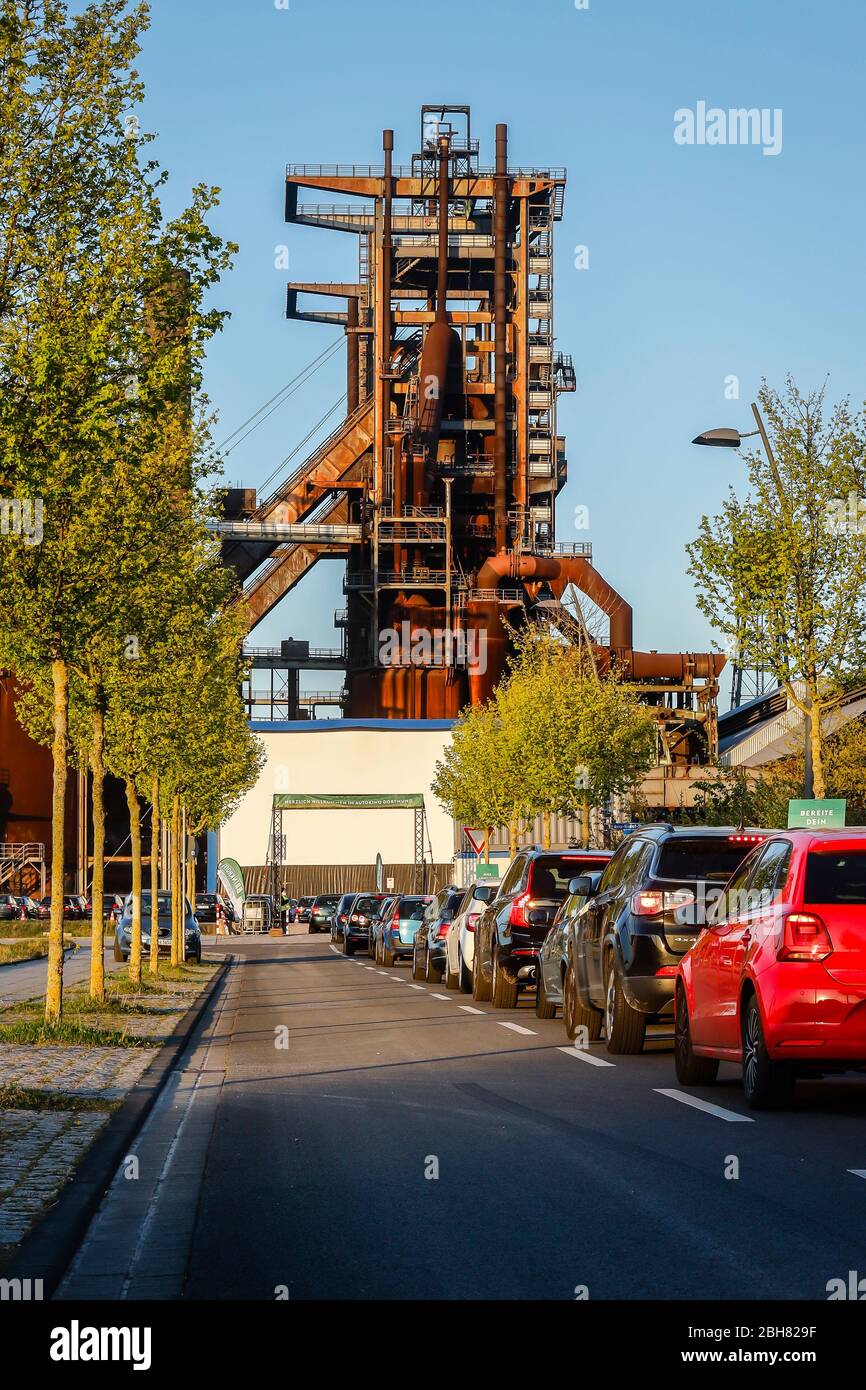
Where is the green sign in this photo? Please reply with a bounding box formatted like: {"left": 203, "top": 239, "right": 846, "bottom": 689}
{"left": 475, "top": 862, "right": 500, "bottom": 880}
{"left": 273, "top": 793, "right": 424, "bottom": 810}
{"left": 787, "top": 798, "right": 847, "bottom": 829}
{"left": 217, "top": 858, "right": 246, "bottom": 918}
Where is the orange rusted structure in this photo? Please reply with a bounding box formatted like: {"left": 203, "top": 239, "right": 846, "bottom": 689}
{"left": 221, "top": 105, "right": 723, "bottom": 759}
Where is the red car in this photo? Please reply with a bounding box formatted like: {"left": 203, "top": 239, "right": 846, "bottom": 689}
{"left": 675, "top": 830, "right": 866, "bottom": 1108}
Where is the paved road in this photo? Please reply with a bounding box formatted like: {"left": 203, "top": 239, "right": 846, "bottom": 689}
{"left": 58, "top": 936, "right": 866, "bottom": 1301}
{"left": 0, "top": 942, "right": 123, "bottom": 1005}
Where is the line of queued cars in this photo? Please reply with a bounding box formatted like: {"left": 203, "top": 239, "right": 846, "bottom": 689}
{"left": 326, "top": 823, "right": 866, "bottom": 1111}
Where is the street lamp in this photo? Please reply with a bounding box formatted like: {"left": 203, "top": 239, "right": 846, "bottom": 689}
{"left": 692, "top": 401, "right": 815, "bottom": 799}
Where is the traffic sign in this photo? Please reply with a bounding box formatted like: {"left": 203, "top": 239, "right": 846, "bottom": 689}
{"left": 787, "top": 798, "right": 846, "bottom": 829}
{"left": 475, "top": 862, "right": 500, "bottom": 880}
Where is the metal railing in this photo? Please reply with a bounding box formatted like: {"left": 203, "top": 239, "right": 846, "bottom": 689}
{"left": 255, "top": 399, "right": 372, "bottom": 517}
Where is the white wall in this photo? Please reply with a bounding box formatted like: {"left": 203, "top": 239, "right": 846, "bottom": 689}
{"left": 220, "top": 723, "right": 455, "bottom": 867}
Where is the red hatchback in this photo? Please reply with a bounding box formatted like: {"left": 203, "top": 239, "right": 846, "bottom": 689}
{"left": 675, "top": 830, "right": 866, "bottom": 1108}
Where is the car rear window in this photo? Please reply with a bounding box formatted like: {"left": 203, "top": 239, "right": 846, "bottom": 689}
{"left": 805, "top": 851, "right": 866, "bottom": 905}
{"left": 354, "top": 895, "right": 387, "bottom": 913}
{"left": 656, "top": 838, "right": 759, "bottom": 883}
{"left": 397, "top": 896, "right": 429, "bottom": 916}
{"left": 528, "top": 857, "right": 600, "bottom": 897}
{"left": 314, "top": 896, "right": 339, "bottom": 907}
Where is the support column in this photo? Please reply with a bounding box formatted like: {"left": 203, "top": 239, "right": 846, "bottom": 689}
{"left": 494, "top": 123, "right": 509, "bottom": 553}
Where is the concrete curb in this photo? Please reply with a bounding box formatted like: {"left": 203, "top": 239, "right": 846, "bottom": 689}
{"left": 2, "top": 954, "right": 232, "bottom": 1296}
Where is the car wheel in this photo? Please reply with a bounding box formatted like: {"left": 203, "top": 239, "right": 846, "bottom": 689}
{"left": 742, "top": 995, "right": 795, "bottom": 1109}
{"left": 113, "top": 938, "right": 123, "bottom": 962}
{"left": 674, "top": 986, "right": 719, "bottom": 1086}
{"left": 604, "top": 955, "right": 646, "bottom": 1055}
{"left": 345, "top": 939, "right": 355, "bottom": 956}
{"left": 411, "top": 946, "right": 426, "bottom": 980}
{"left": 444, "top": 955, "right": 459, "bottom": 990}
{"left": 425, "top": 948, "right": 441, "bottom": 983}
{"left": 491, "top": 948, "right": 518, "bottom": 1010}
{"left": 459, "top": 953, "right": 472, "bottom": 994}
{"left": 563, "top": 963, "right": 603, "bottom": 1042}
{"left": 472, "top": 945, "right": 492, "bottom": 1001}
{"left": 534, "top": 966, "right": 557, "bottom": 1019}
{"left": 383, "top": 945, "right": 395, "bottom": 968}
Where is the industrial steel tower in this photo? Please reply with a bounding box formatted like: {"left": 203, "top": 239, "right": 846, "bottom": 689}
{"left": 221, "top": 105, "right": 723, "bottom": 760}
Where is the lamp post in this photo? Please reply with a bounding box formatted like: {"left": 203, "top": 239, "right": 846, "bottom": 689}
{"left": 692, "top": 402, "right": 814, "bottom": 798}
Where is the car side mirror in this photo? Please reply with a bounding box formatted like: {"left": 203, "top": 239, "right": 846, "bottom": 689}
{"left": 569, "top": 875, "right": 597, "bottom": 897}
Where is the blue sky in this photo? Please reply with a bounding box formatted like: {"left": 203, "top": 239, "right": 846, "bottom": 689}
{"left": 134, "top": 0, "right": 866, "bottom": 695}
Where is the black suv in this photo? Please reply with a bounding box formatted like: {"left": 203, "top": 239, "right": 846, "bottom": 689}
{"left": 571, "top": 825, "right": 769, "bottom": 1054}
{"left": 474, "top": 849, "right": 595, "bottom": 1009}
{"left": 343, "top": 893, "right": 390, "bottom": 955}
{"left": 309, "top": 893, "right": 340, "bottom": 933}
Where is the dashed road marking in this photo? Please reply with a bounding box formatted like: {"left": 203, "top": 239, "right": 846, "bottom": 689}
{"left": 459, "top": 1005, "right": 485, "bottom": 1015}
{"left": 497, "top": 1022, "right": 537, "bottom": 1036}
{"left": 654, "top": 1088, "right": 754, "bottom": 1123}
{"left": 431, "top": 993, "right": 451, "bottom": 1001}
{"left": 557, "top": 1046, "right": 615, "bottom": 1068}
{"left": 376, "top": 971, "right": 389, "bottom": 976}
{"left": 407, "top": 984, "right": 425, "bottom": 991}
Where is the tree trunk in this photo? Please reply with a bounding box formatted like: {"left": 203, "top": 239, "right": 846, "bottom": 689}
{"left": 580, "top": 795, "right": 591, "bottom": 848}
{"left": 542, "top": 812, "right": 551, "bottom": 850}
{"left": 484, "top": 829, "right": 490, "bottom": 864}
{"left": 509, "top": 813, "right": 518, "bottom": 858}
{"left": 150, "top": 776, "right": 160, "bottom": 976}
{"left": 89, "top": 702, "right": 106, "bottom": 1002}
{"left": 45, "top": 659, "right": 68, "bottom": 1026}
{"left": 125, "top": 779, "right": 142, "bottom": 986}
{"left": 171, "top": 794, "right": 182, "bottom": 966}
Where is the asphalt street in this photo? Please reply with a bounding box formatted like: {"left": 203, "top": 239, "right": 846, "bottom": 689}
{"left": 57, "top": 935, "right": 866, "bottom": 1301}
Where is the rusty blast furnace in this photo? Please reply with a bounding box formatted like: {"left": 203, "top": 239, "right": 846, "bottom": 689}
{"left": 223, "top": 106, "right": 723, "bottom": 762}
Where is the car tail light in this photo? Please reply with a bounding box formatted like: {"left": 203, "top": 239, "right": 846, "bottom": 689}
{"left": 728, "top": 833, "right": 767, "bottom": 844}
{"left": 632, "top": 889, "right": 695, "bottom": 916}
{"left": 391, "top": 914, "right": 401, "bottom": 930}
{"left": 655, "top": 965, "right": 679, "bottom": 977}
{"left": 777, "top": 912, "right": 833, "bottom": 962}
{"left": 466, "top": 912, "right": 480, "bottom": 932}
{"left": 509, "top": 891, "right": 532, "bottom": 927}
{"left": 437, "top": 920, "right": 450, "bottom": 938}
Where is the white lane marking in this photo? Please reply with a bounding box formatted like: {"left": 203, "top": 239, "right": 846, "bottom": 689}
{"left": 498, "top": 1022, "right": 537, "bottom": 1036}
{"left": 431, "top": 993, "right": 451, "bottom": 1001}
{"left": 407, "top": 984, "right": 425, "bottom": 991}
{"left": 557, "top": 1046, "right": 615, "bottom": 1068}
{"left": 459, "top": 1005, "right": 485, "bottom": 1015}
{"left": 376, "top": 970, "right": 389, "bottom": 976}
{"left": 654, "top": 1088, "right": 754, "bottom": 1123}
{"left": 847, "top": 1169, "right": 866, "bottom": 1180}
{"left": 329, "top": 946, "right": 341, "bottom": 954}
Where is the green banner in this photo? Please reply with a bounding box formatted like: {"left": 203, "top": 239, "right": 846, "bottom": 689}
{"left": 273, "top": 793, "right": 424, "bottom": 810}
{"left": 475, "top": 862, "right": 500, "bottom": 879}
{"left": 217, "top": 858, "right": 247, "bottom": 918}
{"left": 787, "top": 798, "right": 847, "bottom": 829}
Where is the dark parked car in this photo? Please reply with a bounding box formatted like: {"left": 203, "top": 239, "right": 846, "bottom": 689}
{"left": 296, "top": 896, "right": 315, "bottom": 924}
{"left": 571, "top": 825, "right": 769, "bottom": 1054}
{"left": 309, "top": 893, "right": 340, "bottom": 934}
{"left": 412, "top": 887, "right": 463, "bottom": 982}
{"left": 0, "top": 893, "right": 19, "bottom": 921}
{"left": 535, "top": 852, "right": 614, "bottom": 1020}
{"left": 195, "top": 893, "right": 220, "bottom": 925}
{"left": 331, "top": 893, "right": 357, "bottom": 944}
{"left": 343, "top": 894, "right": 390, "bottom": 955}
{"left": 114, "top": 891, "right": 201, "bottom": 964}
{"left": 474, "top": 849, "right": 599, "bottom": 1009}
{"left": 367, "top": 896, "right": 398, "bottom": 956}
{"left": 374, "top": 895, "right": 432, "bottom": 966}
{"left": 39, "top": 895, "right": 83, "bottom": 920}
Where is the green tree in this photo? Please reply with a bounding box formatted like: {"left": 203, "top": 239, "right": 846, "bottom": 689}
{"left": 687, "top": 379, "right": 866, "bottom": 800}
